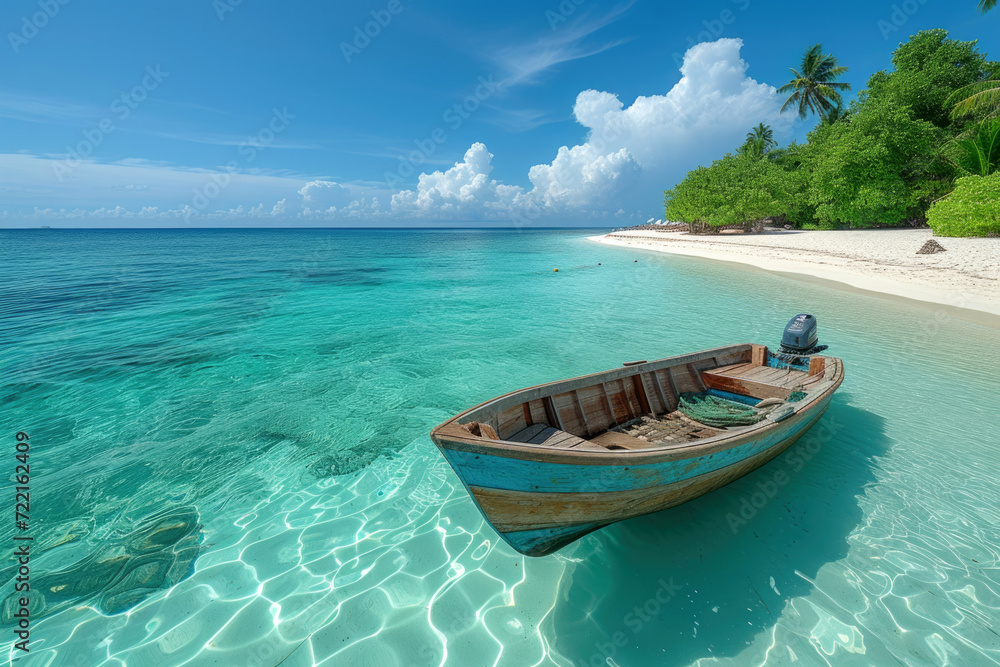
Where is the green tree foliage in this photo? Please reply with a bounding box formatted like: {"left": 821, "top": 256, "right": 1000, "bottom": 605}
{"left": 927, "top": 172, "right": 1000, "bottom": 236}
{"left": 867, "top": 29, "right": 994, "bottom": 128}
{"left": 980, "top": 0, "right": 996, "bottom": 13}
{"left": 778, "top": 45, "right": 851, "bottom": 119}
{"left": 803, "top": 96, "right": 943, "bottom": 227}
{"left": 664, "top": 153, "right": 806, "bottom": 228}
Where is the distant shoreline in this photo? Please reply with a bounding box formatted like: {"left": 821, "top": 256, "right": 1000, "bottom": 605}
{"left": 589, "top": 228, "right": 1000, "bottom": 327}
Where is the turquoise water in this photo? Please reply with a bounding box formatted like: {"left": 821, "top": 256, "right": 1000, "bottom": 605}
{"left": 1, "top": 228, "right": 999, "bottom": 666}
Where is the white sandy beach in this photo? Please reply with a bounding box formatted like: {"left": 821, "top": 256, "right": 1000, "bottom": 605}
{"left": 591, "top": 228, "right": 1000, "bottom": 322}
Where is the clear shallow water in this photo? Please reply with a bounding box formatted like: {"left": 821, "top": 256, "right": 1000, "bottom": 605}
{"left": 1, "top": 228, "right": 998, "bottom": 666}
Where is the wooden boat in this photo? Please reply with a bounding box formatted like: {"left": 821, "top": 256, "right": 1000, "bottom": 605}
{"left": 430, "top": 338, "right": 844, "bottom": 557}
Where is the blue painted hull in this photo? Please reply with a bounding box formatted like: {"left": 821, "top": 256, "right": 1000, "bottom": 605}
{"left": 438, "top": 395, "right": 834, "bottom": 556}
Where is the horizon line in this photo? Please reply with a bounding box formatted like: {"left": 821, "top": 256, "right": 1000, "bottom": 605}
{"left": 0, "top": 225, "right": 618, "bottom": 231}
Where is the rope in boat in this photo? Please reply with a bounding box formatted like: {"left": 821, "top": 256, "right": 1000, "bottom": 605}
{"left": 678, "top": 386, "right": 809, "bottom": 427}
{"left": 677, "top": 393, "right": 767, "bottom": 428}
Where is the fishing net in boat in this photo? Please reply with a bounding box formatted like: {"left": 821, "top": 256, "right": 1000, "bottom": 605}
{"left": 678, "top": 392, "right": 767, "bottom": 428}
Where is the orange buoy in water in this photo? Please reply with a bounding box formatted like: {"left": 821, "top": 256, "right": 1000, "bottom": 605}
{"left": 553, "top": 268, "right": 559, "bottom": 272}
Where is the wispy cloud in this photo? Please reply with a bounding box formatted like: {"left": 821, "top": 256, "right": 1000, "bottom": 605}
{"left": 0, "top": 90, "right": 316, "bottom": 150}
{"left": 492, "top": 1, "right": 636, "bottom": 86}
{"left": 153, "top": 98, "right": 237, "bottom": 117}
{"left": 346, "top": 148, "right": 457, "bottom": 166}
{"left": 120, "top": 128, "right": 320, "bottom": 149}
{"left": 0, "top": 93, "right": 101, "bottom": 124}
{"left": 481, "top": 104, "right": 568, "bottom": 132}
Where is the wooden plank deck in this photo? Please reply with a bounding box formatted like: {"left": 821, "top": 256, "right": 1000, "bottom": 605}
{"left": 510, "top": 412, "right": 725, "bottom": 452}
{"left": 710, "top": 361, "right": 808, "bottom": 390}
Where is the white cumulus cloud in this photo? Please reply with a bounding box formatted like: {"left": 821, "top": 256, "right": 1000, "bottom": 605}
{"left": 521, "top": 38, "right": 789, "bottom": 215}
{"left": 390, "top": 143, "right": 525, "bottom": 220}
{"left": 526, "top": 144, "right": 640, "bottom": 211}
{"left": 298, "top": 181, "right": 356, "bottom": 215}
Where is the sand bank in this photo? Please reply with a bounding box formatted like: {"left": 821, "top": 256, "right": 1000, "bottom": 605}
{"left": 590, "top": 228, "right": 1000, "bottom": 324}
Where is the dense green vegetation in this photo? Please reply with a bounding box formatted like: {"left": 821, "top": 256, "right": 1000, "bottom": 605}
{"left": 664, "top": 30, "right": 1000, "bottom": 237}
{"left": 663, "top": 153, "right": 805, "bottom": 230}
{"left": 927, "top": 172, "right": 1000, "bottom": 237}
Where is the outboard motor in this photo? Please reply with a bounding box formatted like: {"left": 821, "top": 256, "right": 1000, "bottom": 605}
{"left": 775, "top": 314, "right": 828, "bottom": 364}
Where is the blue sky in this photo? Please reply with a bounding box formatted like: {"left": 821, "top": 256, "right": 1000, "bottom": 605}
{"left": 2, "top": 0, "right": 998, "bottom": 227}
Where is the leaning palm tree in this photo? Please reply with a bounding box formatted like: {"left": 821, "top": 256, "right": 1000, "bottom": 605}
{"left": 778, "top": 45, "right": 851, "bottom": 120}
{"left": 979, "top": 0, "right": 996, "bottom": 13}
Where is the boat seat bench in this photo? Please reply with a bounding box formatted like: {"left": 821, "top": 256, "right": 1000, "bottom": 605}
{"left": 701, "top": 363, "right": 807, "bottom": 401}
{"left": 508, "top": 424, "right": 607, "bottom": 451}
{"left": 588, "top": 431, "right": 649, "bottom": 450}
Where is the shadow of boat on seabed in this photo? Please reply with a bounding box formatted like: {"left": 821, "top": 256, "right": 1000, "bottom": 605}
{"left": 543, "top": 396, "right": 888, "bottom": 666}
{"left": 0, "top": 506, "right": 202, "bottom": 623}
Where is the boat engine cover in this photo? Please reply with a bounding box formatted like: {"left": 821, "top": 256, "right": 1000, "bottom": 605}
{"left": 780, "top": 314, "right": 819, "bottom": 353}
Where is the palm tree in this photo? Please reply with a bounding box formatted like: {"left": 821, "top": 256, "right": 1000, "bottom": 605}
{"left": 748, "top": 123, "right": 776, "bottom": 150}
{"left": 979, "top": 0, "right": 996, "bottom": 13}
{"left": 778, "top": 45, "right": 851, "bottom": 120}
{"left": 947, "top": 79, "right": 1000, "bottom": 118}
{"left": 740, "top": 123, "right": 776, "bottom": 157}
{"left": 953, "top": 118, "right": 1000, "bottom": 176}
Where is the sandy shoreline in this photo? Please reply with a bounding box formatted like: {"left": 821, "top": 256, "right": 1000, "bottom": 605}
{"left": 589, "top": 229, "right": 1000, "bottom": 325}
